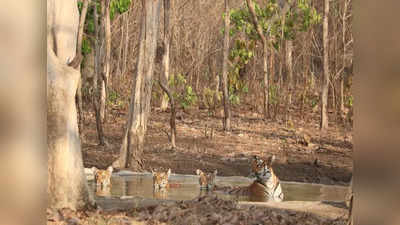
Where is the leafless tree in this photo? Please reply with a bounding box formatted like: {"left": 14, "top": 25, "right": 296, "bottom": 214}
{"left": 113, "top": 0, "right": 162, "bottom": 170}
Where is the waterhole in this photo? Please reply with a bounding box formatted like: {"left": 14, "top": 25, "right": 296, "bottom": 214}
{"left": 89, "top": 171, "right": 348, "bottom": 203}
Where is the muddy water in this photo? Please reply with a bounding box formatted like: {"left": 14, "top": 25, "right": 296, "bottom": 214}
{"left": 88, "top": 172, "right": 348, "bottom": 202}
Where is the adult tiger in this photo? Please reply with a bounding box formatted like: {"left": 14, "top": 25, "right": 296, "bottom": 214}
{"left": 196, "top": 155, "right": 284, "bottom": 202}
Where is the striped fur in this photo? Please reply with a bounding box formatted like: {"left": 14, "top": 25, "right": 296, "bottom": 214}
{"left": 196, "top": 155, "right": 284, "bottom": 201}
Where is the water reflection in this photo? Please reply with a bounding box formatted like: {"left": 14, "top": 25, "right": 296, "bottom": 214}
{"left": 88, "top": 174, "right": 347, "bottom": 202}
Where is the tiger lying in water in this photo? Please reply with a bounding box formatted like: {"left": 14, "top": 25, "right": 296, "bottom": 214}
{"left": 152, "top": 169, "right": 172, "bottom": 199}
{"left": 152, "top": 168, "right": 171, "bottom": 190}
{"left": 196, "top": 155, "right": 284, "bottom": 201}
{"left": 92, "top": 166, "right": 113, "bottom": 197}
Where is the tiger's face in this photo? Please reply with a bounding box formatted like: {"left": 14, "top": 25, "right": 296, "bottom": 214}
{"left": 152, "top": 169, "right": 171, "bottom": 190}
{"left": 250, "top": 155, "right": 276, "bottom": 183}
{"left": 93, "top": 166, "right": 113, "bottom": 188}
{"left": 196, "top": 169, "right": 217, "bottom": 190}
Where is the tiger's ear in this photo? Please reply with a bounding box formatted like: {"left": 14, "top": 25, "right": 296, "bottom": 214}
{"left": 167, "top": 168, "right": 171, "bottom": 177}
{"left": 266, "top": 155, "right": 276, "bottom": 166}
{"left": 196, "top": 169, "right": 202, "bottom": 175}
{"left": 107, "top": 166, "right": 113, "bottom": 173}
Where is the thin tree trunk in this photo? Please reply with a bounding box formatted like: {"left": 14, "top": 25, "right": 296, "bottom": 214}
{"left": 116, "top": 15, "right": 125, "bottom": 77}
{"left": 246, "top": 0, "right": 293, "bottom": 120}
{"left": 113, "top": 0, "right": 162, "bottom": 170}
{"left": 340, "top": 0, "right": 348, "bottom": 113}
{"left": 99, "top": 0, "right": 111, "bottom": 123}
{"left": 159, "top": 80, "right": 176, "bottom": 149}
{"left": 246, "top": 0, "right": 269, "bottom": 120}
{"left": 285, "top": 40, "right": 293, "bottom": 123}
{"left": 93, "top": 1, "right": 106, "bottom": 145}
{"left": 122, "top": 12, "right": 130, "bottom": 76}
{"left": 270, "top": 49, "right": 274, "bottom": 117}
{"left": 161, "top": 0, "right": 171, "bottom": 111}
{"left": 76, "top": 0, "right": 90, "bottom": 138}
{"left": 263, "top": 44, "right": 269, "bottom": 120}
{"left": 221, "top": 0, "right": 231, "bottom": 131}
{"left": 321, "top": 0, "right": 330, "bottom": 130}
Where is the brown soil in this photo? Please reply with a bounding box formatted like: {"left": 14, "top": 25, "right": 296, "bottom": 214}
{"left": 82, "top": 106, "right": 353, "bottom": 186}
{"left": 47, "top": 195, "right": 347, "bottom": 225}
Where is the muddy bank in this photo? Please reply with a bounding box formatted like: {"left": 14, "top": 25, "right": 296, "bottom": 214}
{"left": 82, "top": 109, "right": 353, "bottom": 186}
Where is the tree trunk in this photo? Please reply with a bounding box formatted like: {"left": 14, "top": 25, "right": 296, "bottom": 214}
{"left": 76, "top": 0, "right": 90, "bottom": 139}
{"left": 160, "top": 0, "right": 171, "bottom": 111}
{"left": 221, "top": 0, "right": 231, "bottom": 131}
{"left": 159, "top": 81, "right": 176, "bottom": 149}
{"left": 122, "top": 12, "right": 130, "bottom": 76}
{"left": 263, "top": 43, "right": 269, "bottom": 120}
{"left": 47, "top": 0, "right": 93, "bottom": 210}
{"left": 340, "top": 0, "right": 348, "bottom": 113}
{"left": 93, "top": 1, "right": 106, "bottom": 145}
{"left": 285, "top": 40, "right": 293, "bottom": 123}
{"left": 103, "top": 0, "right": 112, "bottom": 122}
{"left": 113, "top": 0, "right": 162, "bottom": 170}
{"left": 321, "top": 0, "right": 330, "bottom": 130}
{"left": 99, "top": 0, "right": 110, "bottom": 123}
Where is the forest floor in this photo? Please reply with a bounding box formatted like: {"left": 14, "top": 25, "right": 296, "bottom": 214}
{"left": 48, "top": 105, "right": 353, "bottom": 225}
{"left": 81, "top": 105, "right": 353, "bottom": 185}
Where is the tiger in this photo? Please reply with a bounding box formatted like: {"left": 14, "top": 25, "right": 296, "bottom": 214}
{"left": 152, "top": 168, "right": 171, "bottom": 190}
{"left": 93, "top": 166, "right": 113, "bottom": 188}
{"left": 196, "top": 169, "right": 218, "bottom": 190}
{"left": 92, "top": 166, "right": 113, "bottom": 197}
{"left": 246, "top": 155, "right": 284, "bottom": 201}
{"left": 196, "top": 155, "right": 284, "bottom": 202}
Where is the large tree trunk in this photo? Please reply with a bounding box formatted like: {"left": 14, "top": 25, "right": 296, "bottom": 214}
{"left": 221, "top": 0, "right": 231, "bottom": 131}
{"left": 113, "top": 0, "right": 162, "bottom": 170}
{"left": 0, "top": 2, "right": 44, "bottom": 224}
{"left": 321, "top": 0, "right": 330, "bottom": 130}
{"left": 47, "top": 0, "right": 93, "bottom": 210}
{"left": 160, "top": 0, "right": 171, "bottom": 111}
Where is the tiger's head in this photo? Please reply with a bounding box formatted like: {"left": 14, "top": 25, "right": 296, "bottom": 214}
{"left": 152, "top": 168, "right": 171, "bottom": 190}
{"left": 93, "top": 166, "right": 113, "bottom": 188}
{"left": 196, "top": 169, "right": 217, "bottom": 190}
{"left": 249, "top": 155, "right": 276, "bottom": 182}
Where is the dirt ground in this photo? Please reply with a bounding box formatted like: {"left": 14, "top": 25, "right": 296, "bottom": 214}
{"left": 81, "top": 105, "right": 353, "bottom": 186}
{"left": 47, "top": 195, "right": 347, "bottom": 225}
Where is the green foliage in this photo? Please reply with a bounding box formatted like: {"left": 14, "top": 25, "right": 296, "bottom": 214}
{"left": 229, "top": 93, "right": 241, "bottom": 105}
{"left": 269, "top": 84, "right": 279, "bottom": 106}
{"left": 110, "top": 0, "right": 132, "bottom": 19}
{"left": 107, "top": 90, "right": 125, "bottom": 108}
{"left": 229, "top": 0, "right": 321, "bottom": 43}
{"left": 181, "top": 86, "right": 198, "bottom": 109}
{"left": 82, "top": 38, "right": 92, "bottom": 55}
{"left": 78, "top": 1, "right": 83, "bottom": 13}
{"left": 203, "top": 88, "right": 221, "bottom": 109}
{"left": 346, "top": 95, "right": 353, "bottom": 107}
{"left": 168, "top": 74, "right": 198, "bottom": 109}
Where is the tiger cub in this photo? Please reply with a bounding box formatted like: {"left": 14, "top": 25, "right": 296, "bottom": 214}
{"left": 93, "top": 166, "right": 113, "bottom": 188}
{"left": 92, "top": 166, "right": 113, "bottom": 197}
{"left": 152, "top": 168, "right": 171, "bottom": 190}
{"left": 196, "top": 169, "right": 218, "bottom": 190}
